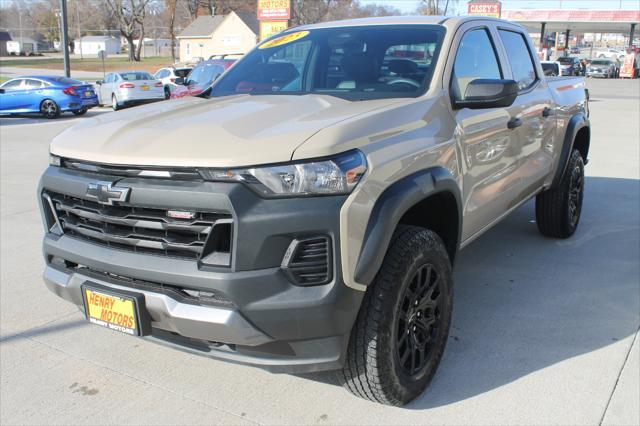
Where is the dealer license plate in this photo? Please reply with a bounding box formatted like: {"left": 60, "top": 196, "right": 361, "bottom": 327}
{"left": 83, "top": 287, "right": 138, "bottom": 335}
{"left": 140, "top": 85, "right": 150, "bottom": 91}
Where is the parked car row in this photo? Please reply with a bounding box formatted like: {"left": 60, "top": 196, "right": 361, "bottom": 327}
{"left": 0, "top": 58, "right": 238, "bottom": 119}
{"left": 539, "top": 56, "right": 623, "bottom": 79}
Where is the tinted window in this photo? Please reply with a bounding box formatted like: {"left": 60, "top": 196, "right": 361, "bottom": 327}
{"left": 452, "top": 29, "right": 502, "bottom": 101}
{"left": 186, "top": 63, "right": 225, "bottom": 85}
{"left": 1, "top": 79, "right": 23, "bottom": 91}
{"left": 155, "top": 69, "right": 169, "bottom": 79}
{"left": 119, "top": 72, "right": 153, "bottom": 81}
{"left": 212, "top": 25, "right": 446, "bottom": 101}
{"left": 541, "top": 62, "right": 559, "bottom": 76}
{"left": 175, "top": 68, "right": 191, "bottom": 78}
{"left": 23, "top": 79, "right": 44, "bottom": 89}
{"left": 499, "top": 30, "right": 537, "bottom": 90}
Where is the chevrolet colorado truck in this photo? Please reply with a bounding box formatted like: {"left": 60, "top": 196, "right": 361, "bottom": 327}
{"left": 39, "top": 16, "right": 590, "bottom": 405}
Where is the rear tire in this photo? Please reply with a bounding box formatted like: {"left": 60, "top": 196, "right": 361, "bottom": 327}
{"left": 338, "top": 226, "right": 453, "bottom": 406}
{"left": 111, "top": 94, "right": 120, "bottom": 111}
{"left": 40, "top": 99, "right": 60, "bottom": 119}
{"left": 535, "top": 149, "right": 585, "bottom": 238}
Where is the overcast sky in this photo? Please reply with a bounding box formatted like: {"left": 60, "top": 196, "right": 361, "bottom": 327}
{"left": 360, "top": 0, "right": 640, "bottom": 14}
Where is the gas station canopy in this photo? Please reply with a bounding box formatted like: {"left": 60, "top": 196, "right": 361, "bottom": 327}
{"left": 500, "top": 9, "right": 640, "bottom": 34}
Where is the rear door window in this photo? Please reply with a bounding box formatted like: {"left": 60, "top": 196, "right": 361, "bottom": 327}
{"left": 498, "top": 30, "right": 537, "bottom": 90}
{"left": 23, "top": 79, "right": 44, "bottom": 89}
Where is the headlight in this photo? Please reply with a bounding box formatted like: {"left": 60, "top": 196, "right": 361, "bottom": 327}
{"left": 201, "top": 150, "right": 367, "bottom": 197}
{"left": 49, "top": 154, "right": 62, "bottom": 167}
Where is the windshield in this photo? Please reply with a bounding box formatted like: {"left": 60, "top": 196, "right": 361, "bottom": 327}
{"left": 187, "top": 62, "right": 225, "bottom": 85}
{"left": 590, "top": 60, "right": 611, "bottom": 65}
{"left": 557, "top": 57, "right": 575, "bottom": 64}
{"left": 120, "top": 72, "right": 154, "bottom": 81}
{"left": 212, "top": 25, "right": 446, "bottom": 101}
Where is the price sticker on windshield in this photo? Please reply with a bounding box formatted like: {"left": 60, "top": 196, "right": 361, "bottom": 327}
{"left": 259, "top": 31, "right": 309, "bottom": 49}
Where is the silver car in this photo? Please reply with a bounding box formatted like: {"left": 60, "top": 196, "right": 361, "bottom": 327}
{"left": 95, "top": 71, "right": 165, "bottom": 111}
{"left": 586, "top": 59, "right": 616, "bottom": 78}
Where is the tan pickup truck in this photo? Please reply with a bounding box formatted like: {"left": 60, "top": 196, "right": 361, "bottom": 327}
{"left": 39, "top": 16, "right": 590, "bottom": 405}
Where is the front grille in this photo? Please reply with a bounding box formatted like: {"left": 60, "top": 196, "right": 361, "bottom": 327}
{"left": 281, "top": 236, "right": 332, "bottom": 286}
{"left": 45, "top": 191, "right": 232, "bottom": 261}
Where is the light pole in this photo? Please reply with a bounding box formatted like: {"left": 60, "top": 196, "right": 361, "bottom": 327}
{"left": 60, "top": 0, "right": 70, "bottom": 77}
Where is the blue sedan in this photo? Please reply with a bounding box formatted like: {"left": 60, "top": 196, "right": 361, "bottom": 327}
{"left": 0, "top": 76, "right": 99, "bottom": 118}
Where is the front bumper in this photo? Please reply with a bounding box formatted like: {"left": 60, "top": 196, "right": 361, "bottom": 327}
{"left": 38, "top": 166, "right": 363, "bottom": 373}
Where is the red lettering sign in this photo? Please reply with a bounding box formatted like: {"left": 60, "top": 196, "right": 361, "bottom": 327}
{"left": 468, "top": 1, "right": 501, "bottom": 18}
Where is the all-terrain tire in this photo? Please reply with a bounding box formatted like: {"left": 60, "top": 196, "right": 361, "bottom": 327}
{"left": 338, "top": 225, "right": 453, "bottom": 406}
{"left": 536, "top": 149, "right": 585, "bottom": 238}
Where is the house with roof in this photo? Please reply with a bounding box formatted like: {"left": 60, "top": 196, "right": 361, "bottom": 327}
{"left": 74, "top": 35, "right": 121, "bottom": 56}
{"left": 177, "top": 11, "right": 258, "bottom": 62}
{"left": 0, "top": 31, "right": 12, "bottom": 56}
{"left": 6, "top": 36, "right": 40, "bottom": 54}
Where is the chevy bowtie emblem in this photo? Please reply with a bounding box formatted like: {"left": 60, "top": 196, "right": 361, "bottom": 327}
{"left": 86, "top": 181, "right": 131, "bottom": 205}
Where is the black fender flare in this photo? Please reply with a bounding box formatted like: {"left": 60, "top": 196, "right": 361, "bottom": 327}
{"left": 353, "top": 167, "right": 462, "bottom": 286}
{"left": 552, "top": 113, "right": 590, "bottom": 188}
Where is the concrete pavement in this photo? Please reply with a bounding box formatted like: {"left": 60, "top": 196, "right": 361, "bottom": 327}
{"left": 1, "top": 78, "right": 638, "bottom": 425}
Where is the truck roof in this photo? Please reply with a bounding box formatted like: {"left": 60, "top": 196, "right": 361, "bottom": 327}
{"left": 295, "top": 15, "right": 521, "bottom": 31}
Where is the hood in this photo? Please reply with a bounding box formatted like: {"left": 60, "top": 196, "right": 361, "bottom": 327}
{"left": 50, "top": 94, "right": 399, "bottom": 168}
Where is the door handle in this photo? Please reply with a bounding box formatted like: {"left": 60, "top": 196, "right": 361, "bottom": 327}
{"left": 542, "top": 107, "right": 554, "bottom": 117}
{"left": 507, "top": 117, "right": 523, "bottom": 129}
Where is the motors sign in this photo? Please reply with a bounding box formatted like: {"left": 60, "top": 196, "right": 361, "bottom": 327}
{"left": 467, "top": 1, "right": 501, "bottom": 18}
{"left": 257, "top": 0, "right": 290, "bottom": 20}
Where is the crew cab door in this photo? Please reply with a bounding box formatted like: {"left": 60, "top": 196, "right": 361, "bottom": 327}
{"left": 447, "top": 25, "right": 524, "bottom": 240}
{"left": 494, "top": 27, "right": 556, "bottom": 206}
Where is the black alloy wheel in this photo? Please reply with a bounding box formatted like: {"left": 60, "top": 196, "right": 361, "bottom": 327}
{"left": 395, "top": 263, "right": 443, "bottom": 378}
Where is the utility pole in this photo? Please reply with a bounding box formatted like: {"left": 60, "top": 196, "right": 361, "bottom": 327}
{"left": 18, "top": 9, "right": 23, "bottom": 52}
{"left": 75, "top": 0, "right": 83, "bottom": 60}
{"left": 60, "top": 0, "right": 70, "bottom": 77}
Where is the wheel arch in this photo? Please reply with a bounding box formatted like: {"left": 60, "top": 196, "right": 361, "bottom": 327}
{"left": 552, "top": 113, "right": 590, "bottom": 188}
{"left": 353, "top": 167, "right": 462, "bottom": 286}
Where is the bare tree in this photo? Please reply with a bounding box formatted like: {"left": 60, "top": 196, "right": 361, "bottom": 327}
{"left": 165, "top": 0, "right": 177, "bottom": 61}
{"left": 106, "top": 0, "right": 151, "bottom": 61}
{"left": 417, "top": 0, "right": 457, "bottom": 15}
{"left": 291, "top": 0, "right": 340, "bottom": 26}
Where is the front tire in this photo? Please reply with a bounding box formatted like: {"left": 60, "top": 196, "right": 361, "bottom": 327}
{"left": 40, "top": 99, "right": 60, "bottom": 119}
{"left": 536, "top": 149, "right": 585, "bottom": 238}
{"left": 338, "top": 226, "right": 453, "bottom": 406}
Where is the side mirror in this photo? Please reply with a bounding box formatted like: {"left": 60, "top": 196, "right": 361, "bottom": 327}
{"left": 96, "top": 80, "right": 103, "bottom": 85}
{"left": 174, "top": 77, "right": 185, "bottom": 85}
{"left": 453, "top": 79, "right": 519, "bottom": 109}
{"left": 0, "top": 89, "right": 4, "bottom": 94}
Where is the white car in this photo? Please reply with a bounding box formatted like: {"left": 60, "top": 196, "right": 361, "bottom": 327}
{"left": 95, "top": 71, "right": 165, "bottom": 111}
{"left": 153, "top": 67, "right": 192, "bottom": 99}
{"left": 596, "top": 49, "right": 625, "bottom": 61}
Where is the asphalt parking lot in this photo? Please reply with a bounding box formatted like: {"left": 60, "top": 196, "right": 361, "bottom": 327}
{"left": 1, "top": 78, "right": 638, "bottom": 425}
